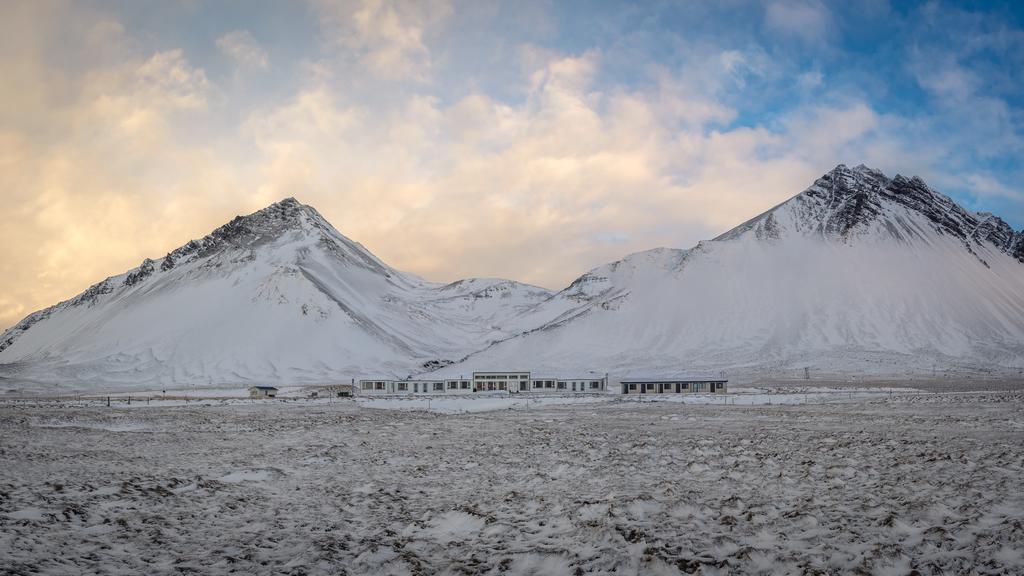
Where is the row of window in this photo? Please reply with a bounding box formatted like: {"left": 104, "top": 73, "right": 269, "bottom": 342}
{"left": 360, "top": 379, "right": 605, "bottom": 392}
{"left": 625, "top": 382, "right": 725, "bottom": 391}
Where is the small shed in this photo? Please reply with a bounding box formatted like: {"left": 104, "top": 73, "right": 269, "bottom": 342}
{"left": 249, "top": 386, "right": 279, "bottom": 398}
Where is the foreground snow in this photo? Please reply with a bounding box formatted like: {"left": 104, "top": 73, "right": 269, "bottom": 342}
{"left": 1, "top": 390, "right": 1023, "bottom": 574}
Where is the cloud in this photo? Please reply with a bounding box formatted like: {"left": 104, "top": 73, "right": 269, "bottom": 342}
{"left": 0, "top": 21, "right": 233, "bottom": 331}
{"left": 235, "top": 51, "right": 903, "bottom": 293}
{"left": 764, "top": 0, "right": 833, "bottom": 46}
{"left": 309, "top": 0, "right": 452, "bottom": 81}
{"left": 1, "top": 0, "right": 1021, "bottom": 332}
{"left": 964, "top": 173, "right": 1023, "bottom": 201}
{"left": 0, "top": 8, "right": 936, "bottom": 330}
{"left": 217, "top": 30, "right": 269, "bottom": 69}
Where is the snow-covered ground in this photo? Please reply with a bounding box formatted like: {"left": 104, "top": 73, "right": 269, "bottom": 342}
{"left": 2, "top": 389, "right": 1023, "bottom": 574}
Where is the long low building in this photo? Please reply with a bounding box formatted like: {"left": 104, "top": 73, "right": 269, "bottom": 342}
{"left": 358, "top": 371, "right": 608, "bottom": 395}
{"left": 620, "top": 375, "right": 728, "bottom": 395}
{"left": 529, "top": 375, "right": 606, "bottom": 393}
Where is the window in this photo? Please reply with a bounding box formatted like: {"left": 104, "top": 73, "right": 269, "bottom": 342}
{"left": 557, "top": 381, "right": 566, "bottom": 389}
{"left": 361, "top": 382, "right": 373, "bottom": 390}
{"left": 376, "top": 382, "right": 386, "bottom": 390}
{"left": 647, "top": 383, "right": 658, "bottom": 391}
{"left": 629, "top": 383, "right": 637, "bottom": 390}
{"left": 397, "top": 382, "right": 407, "bottom": 391}
{"left": 590, "top": 381, "right": 600, "bottom": 389}
{"left": 461, "top": 381, "right": 470, "bottom": 389}
{"left": 434, "top": 382, "right": 444, "bottom": 391}
{"left": 498, "top": 382, "right": 506, "bottom": 390}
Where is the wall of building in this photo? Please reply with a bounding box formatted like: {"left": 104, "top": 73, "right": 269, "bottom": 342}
{"left": 529, "top": 378, "right": 606, "bottom": 393}
{"left": 620, "top": 381, "right": 728, "bottom": 394}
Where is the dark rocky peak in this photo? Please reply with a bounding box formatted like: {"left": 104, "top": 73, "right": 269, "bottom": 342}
{"left": 158, "top": 197, "right": 395, "bottom": 279}
{"left": 880, "top": 174, "right": 1022, "bottom": 260}
{"left": 796, "top": 164, "right": 1023, "bottom": 262}
{"left": 970, "top": 213, "right": 1019, "bottom": 254}
{"left": 162, "top": 197, "right": 382, "bottom": 270}
{"left": 1012, "top": 233, "right": 1024, "bottom": 262}
{"left": 800, "top": 164, "right": 892, "bottom": 236}
{"left": 160, "top": 197, "right": 319, "bottom": 263}
{"left": 717, "top": 164, "right": 1023, "bottom": 264}
{"left": 123, "top": 259, "right": 156, "bottom": 287}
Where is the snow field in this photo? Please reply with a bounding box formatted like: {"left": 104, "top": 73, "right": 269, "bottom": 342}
{"left": 0, "top": 392, "right": 1022, "bottom": 574}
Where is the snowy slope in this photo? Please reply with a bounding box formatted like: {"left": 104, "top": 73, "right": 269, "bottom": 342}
{"left": 3, "top": 165, "right": 1023, "bottom": 392}
{"left": 0, "top": 199, "right": 551, "bottom": 391}
{"left": 429, "top": 165, "right": 1024, "bottom": 382}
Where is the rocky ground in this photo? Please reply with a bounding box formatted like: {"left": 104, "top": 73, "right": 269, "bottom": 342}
{"left": 1, "top": 391, "right": 1023, "bottom": 575}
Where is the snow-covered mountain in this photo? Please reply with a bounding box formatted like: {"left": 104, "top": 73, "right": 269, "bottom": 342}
{"left": 3, "top": 165, "right": 1023, "bottom": 392}
{"left": 428, "top": 164, "right": 1024, "bottom": 382}
{"left": 0, "top": 199, "right": 551, "bottom": 391}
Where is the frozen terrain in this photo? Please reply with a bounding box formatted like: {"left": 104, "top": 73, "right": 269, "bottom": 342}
{"left": 2, "top": 388, "right": 1023, "bottom": 574}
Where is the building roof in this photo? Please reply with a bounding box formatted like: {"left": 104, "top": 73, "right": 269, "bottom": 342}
{"left": 472, "top": 370, "right": 531, "bottom": 375}
{"left": 249, "top": 385, "right": 279, "bottom": 390}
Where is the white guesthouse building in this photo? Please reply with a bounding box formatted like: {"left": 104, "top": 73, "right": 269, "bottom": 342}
{"left": 358, "top": 371, "right": 608, "bottom": 395}
{"left": 619, "top": 375, "right": 728, "bottom": 395}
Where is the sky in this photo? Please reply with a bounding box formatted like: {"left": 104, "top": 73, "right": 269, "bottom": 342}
{"left": 1, "top": 0, "right": 1023, "bottom": 330}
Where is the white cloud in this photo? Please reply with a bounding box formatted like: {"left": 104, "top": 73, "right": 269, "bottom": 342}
{"left": 132, "top": 50, "right": 211, "bottom": 110}
{"left": 2, "top": 0, "right": 1017, "bottom": 332}
{"left": 764, "top": 0, "right": 833, "bottom": 45}
{"left": 234, "top": 51, "right": 909, "bottom": 292}
{"left": 309, "top": 0, "right": 452, "bottom": 81}
{"left": 965, "top": 173, "right": 1022, "bottom": 201}
{"left": 217, "top": 30, "right": 269, "bottom": 69}
{"left": 797, "top": 69, "right": 823, "bottom": 90}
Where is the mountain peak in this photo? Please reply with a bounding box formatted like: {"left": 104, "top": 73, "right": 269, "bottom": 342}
{"left": 240, "top": 196, "right": 317, "bottom": 228}
{"left": 715, "top": 165, "right": 1023, "bottom": 264}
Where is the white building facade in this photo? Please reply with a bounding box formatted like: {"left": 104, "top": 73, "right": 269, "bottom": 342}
{"left": 619, "top": 375, "right": 728, "bottom": 395}
{"left": 357, "top": 371, "right": 608, "bottom": 395}
{"left": 529, "top": 375, "right": 606, "bottom": 393}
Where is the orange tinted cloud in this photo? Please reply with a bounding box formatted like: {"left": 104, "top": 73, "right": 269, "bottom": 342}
{"left": 0, "top": 2, "right": 921, "bottom": 330}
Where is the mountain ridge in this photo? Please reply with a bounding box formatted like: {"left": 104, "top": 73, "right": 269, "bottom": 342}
{"left": 422, "top": 164, "right": 1024, "bottom": 382}
{"left": 3, "top": 164, "right": 1023, "bottom": 390}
